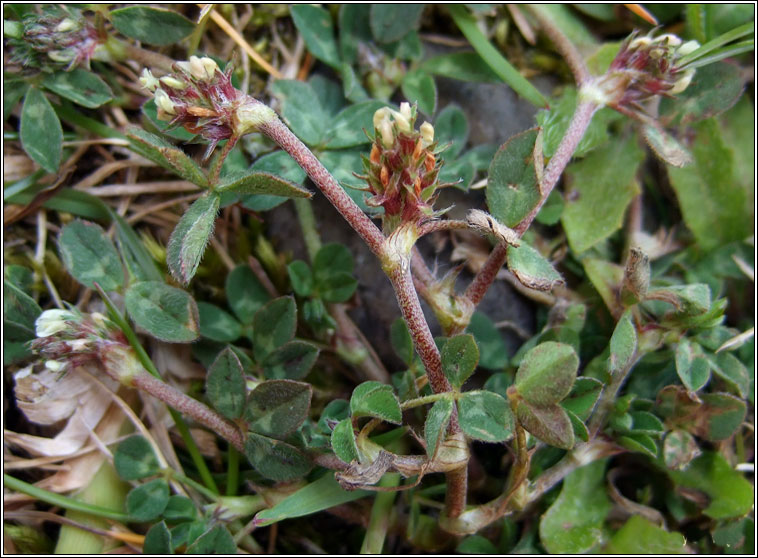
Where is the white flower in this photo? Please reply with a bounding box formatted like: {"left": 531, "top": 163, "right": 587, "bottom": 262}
{"left": 154, "top": 88, "right": 177, "bottom": 115}
{"left": 420, "top": 122, "right": 434, "bottom": 147}
{"left": 159, "top": 75, "right": 187, "bottom": 90}
{"left": 35, "top": 309, "right": 77, "bottom": 338}
{"left": 677, "top": 40, "right": 700, "bottom": 57}
{"left": 139, "top": 69, "right": 160, "bottom": 91}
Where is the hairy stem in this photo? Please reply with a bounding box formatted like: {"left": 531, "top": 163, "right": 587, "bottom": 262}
{"left": 259, "top": 117, "right": 386, "bottom": 259}
{"left": 588, "top": 352, "right": 641, "bottom": 437}
{"left": 527, "top": 5, "right": 591, "bottom": 85}
{"left": 128, "top": 371, "right": 244, "bottom": 452}
{"left": 463, "top": 99, "right": 598, "bottom": 309}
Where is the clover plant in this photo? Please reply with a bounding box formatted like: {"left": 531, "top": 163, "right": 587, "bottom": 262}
{"left": 4, "top": 4, "right": 754, "bottom": 555}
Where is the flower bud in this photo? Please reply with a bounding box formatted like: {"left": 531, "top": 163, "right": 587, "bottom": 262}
{"left": 373, "top": 107, "right": 390, "bottom": 131}
{"left": 139, "top": 69, "right": 160, "bottom": 91}
{"left": 677, "top": 40, "right": 700, "bottom": 57}
{"left": 201, "top": 57, "right": 219, "bottom": 79}
{"left": 654, "top": 33, "right": 682, "bottom": 47}
{"left": 188, "top": 55, "right": 217, "bottom": 81}
{"left": 670, "top": 68, "right": 695, "bottom": 94}
{"left": 55, "top": 18, "right": 78, "bottom": 33}
{"left": 399, "top": 102, "right": 412, "bottom": 122}
{"left": 391, "top": 109, "right": 411, "bottom": 133}
{"left": 378, "top": 119, "right": 394, "bottom": 147}
{"left": 629, "top": 36, "right": 652, "bottom": 50}
{"left": 35, "top": 309, "right": 78, "bottom": 338}
{"left": 47, "top": 49, "right": 76, "bottom": 63}
{"left": 154, "top": 88, "right": 177, "bottom": 115}
{"left": 420, "top": 121, "right": 434, "bottom": 147}
{"left": 159, "top": 75, "right": 187, "bottom": 90}
{"left": 44, "top": 360, "right": 65, "bottom": 372}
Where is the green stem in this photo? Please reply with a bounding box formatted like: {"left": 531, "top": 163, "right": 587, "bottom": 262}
{"left": 360, "top": 473, "right": 401, "bottom": 554}
{"left": 53, "top": 102, "right": 126, "bottom": 140}
{"left": 4, "top": 474, "right": 132, "bottom": 523}
{"left": 96, "top": 285, "right": 221, "bottom": 494}
{"left": 294, "top": 197, "right": 322, "bottom": 262}
{"left": 588, "top": 352, "right": 640, "bottom": 437}
{"left": 226, "top": 447, "right": 240, "bottom": 497}
{"left": 400, "top": 392, "right": 452, "bottom": 410}
{"left": 165, "top": 469, "right": 218, "bottom": 501}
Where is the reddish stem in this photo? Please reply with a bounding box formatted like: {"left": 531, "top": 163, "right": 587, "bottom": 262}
{"left": 259, "top": 118, "right": 386, "bottom": 259}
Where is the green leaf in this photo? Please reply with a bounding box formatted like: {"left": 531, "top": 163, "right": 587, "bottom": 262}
{"left": 271, "top": 80, "right": 327, "bottom": 145}
{"left": 114, "top": 436, "right": 161, "bottom": 481}
{"left": 667, "top": 118, "right": 752, "bottom": 252}
{"left": 420, "top": 52, "right": 500, "bottom": 83}
{"left": 126, "top": 127, "right": 209, "bottom": 187}
{"left": 435, "top": 104, "right": 468, "bottom": 160}
{"left": 515, "top": 341, "right": 578, "bottom": 406}
{"left": 708, "top": 351, "right": 750, "bottom": 398}
{"left": 262, "top": 340, "right": 319, "bottom": 381}
{"left": 390, "top": 318, "right": 415, "bottom": 366}
{"left": 318, "top": 272, "right": 358, "bottom": 303}
{"left": 3, "top": 279, "right": 40, "bottom": 342}
{"left": 561, "top": 136, "right": 644, "bottom": 254}
{"left": 225, "top": 265, "right": 271, "bottom": 325}
{"left": 658, "top": 387, "right": 746, "bottom": 442}
{"left": 42, "top": 69, "right": 113, "bottom": 109}
{"left": 560, "top": 377, "right": 603, "bottom": 420}
{"left": 324, "top": 100, "right": 390, "bottom": 149}
{"left": 143, "top": 522, "right": 172, "bottom": 554}
{"left": 314, "top": 243, "right": 354, "bottom": 280}
{"left": 617, "top": 432, "right": 658, "bottom": 457}
{"left": 675, "top": 339, "right": 711, "bottom": 392}
{"left": 669, "top": 451, "right": 753, "bottom": 519}
{"left": 246, "top": 380, "right": 312, "bottom": 440}
{"left": 319, "top": 149, "right": 373, "bottom": 213}
{"left": 290, "top": 4, "right": 341, "bottom": 69}
{"left": 629, "top": 411, "right": 664, "bottom": 436}
{"left": 331, "top": 418, "right": 359, "bottom": 463}
{"left": 125, "top": 281, "right": 199, "bottom": 343}
{"left": 244, "top": 432, "right": 311, "bottom": 482}
{"left": 609, "top": 311, "right": 637, "bottom": 375}
{"left": 401, "top": 70, "right": 437, "bottom": 116}
{"left": 253, "top": 473, "right": 371, "bottom": 527}
{"left": 110, "top": 6, "right": 195, "bottom": 46}
{"left": 604, "top": 516, "right": 686, "bottom": 554}
{"left": 185, "top": 525, "right": 236, "bottom": 554}
{"left": 206, "top": 347, "right": 246, "bottom": 420}
{"left": 536, "top": 88, "right": 621, "bottom": 158}
{"left": 126, "top": 479, "right": 170, "bottom": 522}
{"left": 111, "top": 211, "right": 163, "bottom": 282}
{"left": 720, "top": 95, "right": 754, "bottom": 200}
{"left": 515, "top": 400, "right": 574, "bottom": 449}
{"left": 448, "top": 5, "right": 548, "bottom": 108}
{"left": 58, "top": 220, "right": 123, "bottom": 291}
{"left": 216, "top": 171, "right": 311, "bottom": 198}
{"left": 424, "top": 397, "right": 454, "bottom": 457}
{"left": 660, "top": 62, "right": 745, "bottom": 127}
{"left": 287, "top": 260, "right": 313, "bottom": 297}
{"left": 163, "top": 495, "right": 197, "bottom": 522}
{"left": 350, "top": 381, "right": 402, "bottom": 424}
{"left": 441, "top": 334, "right": 479, "bottom": 390}
{"left": 458, "top": 390, "right": 514, "bottom": 443}
{"left": 457, "top": 535, "right": 499, "bottom": 554}
{"left": 252, "top": 296, "right": 297, "bottom": 361}
{"left": 658, "top": 284, "right": 713, "bottom": 315}
{"left": 663, "top": 429, "right": 701, "bottom": 470}
{"left": 506, "top": 243, "right": 564, "bottom": 292}
{"left": 197, "top": 302, "right": 242, "bottom": 343}
{"left": 338, "top": 5, "right": 372, "bottom": 64}
{"left": 486, "top": 128, "right": 542, "bottom": 228}
{"left": 3, "top": 79, "right": 28, "bottom": 121}
{"left": 642, "top": 124, "right": 693, "bottom": 168}
{"left": 539, "top": 460, "right": 611, "bottom": 553}
{"left": 369, "top": 4, "right": 424, "bottom": 43}
{"left": 21, "top": 87, "right": 62, "bottom": 173}
{"left": 167, "top": 193, "right": 220, "bottom": 285}
{"left": 566, "top": 408, "right": 589, "bottom": 442}
{"left": 466, "top": 312, "right": 508, "bottom": 370}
